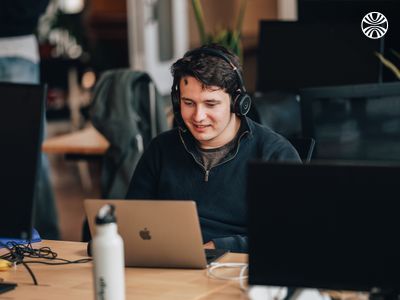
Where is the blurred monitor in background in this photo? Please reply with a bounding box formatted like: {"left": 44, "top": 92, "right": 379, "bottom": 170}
{"left": 300, "top": 82, "right": 400, "bottom": 162}
{"left": 256, "top": 21, "right": 381, "bottom": 93}
{"left": 297, "top": 0, "right": 400, "bottom": 82}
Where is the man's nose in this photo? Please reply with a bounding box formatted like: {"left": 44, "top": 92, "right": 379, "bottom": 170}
{"left": 193, "top": 106, "right": 206, "bottom": 121}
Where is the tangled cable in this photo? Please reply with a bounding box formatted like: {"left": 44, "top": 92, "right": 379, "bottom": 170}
{"left": 0, "top": 241, "right": 91, "bottom": 285}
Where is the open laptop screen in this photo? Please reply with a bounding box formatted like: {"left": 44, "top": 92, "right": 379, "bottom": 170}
{"left": 0, "top": 82, "right": 45, "bottom": 239}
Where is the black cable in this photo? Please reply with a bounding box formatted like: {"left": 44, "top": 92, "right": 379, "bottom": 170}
{"left": 24, "top": 258, "right": 92, "bottom": 265}
{"left": 0, "top": 241, "right": 37, "bottom": 285}
{"left": 0, "top": 242, "right": 92, "bottom": 286}
{"left": 21, "top": 262, "right": 38, "bottom": 285}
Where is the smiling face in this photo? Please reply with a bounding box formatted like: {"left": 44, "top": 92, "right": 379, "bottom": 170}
{"left": 179, "top": 76, "right": 241, "bottom": 149}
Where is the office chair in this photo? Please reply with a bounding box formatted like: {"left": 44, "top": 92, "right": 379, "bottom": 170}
{"left": 287, "top": 137, "right": 315, "bottom": 163}
{"left": 82, "top": 69, "right": 168, "bottom": 242}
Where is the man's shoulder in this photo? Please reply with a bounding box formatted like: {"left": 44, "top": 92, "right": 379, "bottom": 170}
{"left": 150, "top": 127, "right": 180, "bottom": 147}
{"left": 140, "top": 128, "right": 181, "bottom": 158}
{"left": 245, "top": 117, "right": 300, "bottom": 160}
{"left": 246, "top": 117, "right": 285, "bottom": 142}
{"left": 154, "top": 127, "right": 179, "bottom": 139}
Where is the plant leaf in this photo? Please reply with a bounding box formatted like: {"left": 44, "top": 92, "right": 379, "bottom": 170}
{"left": 190, "top": 0, "right": 246, "bottom": 60}
{"left": 375, "top": 52, "right": 400, "bottom": 80}
{"left": 390, "top": 48, "right": 400, "bottom": 61}
{"left": 236, "top": 0, "right": 247, "bottom": 35}
{"left": 191, "top": 0, "right": 207, "bottom": 44}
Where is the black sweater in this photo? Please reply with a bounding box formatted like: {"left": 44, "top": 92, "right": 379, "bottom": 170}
{"left": 126, "top": 117, "right": 301, "bottom": 253}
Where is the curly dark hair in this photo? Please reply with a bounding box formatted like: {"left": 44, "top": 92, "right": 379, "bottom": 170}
{"left": 171, "top": 44, "right": 243, "bottom": 98}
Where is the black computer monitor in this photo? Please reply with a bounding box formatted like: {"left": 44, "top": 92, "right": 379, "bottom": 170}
{"left": 0, "top": 82, "right": 45, "bottom": 239}
{"left": 298, "top": 0, "right": 400, "bottom": 23}
{"left": 247, "top": 161, "right": 400, "bottom": 297}
{"left": 297, "top": 0, "right": 400, "bottom": 82}
{"left": 256, "top": 21, "right": 381, "bottom": 93}
{"left": 300, "top": 82, "right": 400, "bottom": 161}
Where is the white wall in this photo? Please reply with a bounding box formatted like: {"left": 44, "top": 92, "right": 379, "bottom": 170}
{"left": 127, "top": 0, "right": 189, "bottom": 95}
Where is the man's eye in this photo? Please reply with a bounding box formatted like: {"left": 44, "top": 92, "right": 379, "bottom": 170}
{"left": 206, "top": 103, "right": 217, "bottom": 107}
{"left": 183, "top": 101, "right": 193, "bottom": 106}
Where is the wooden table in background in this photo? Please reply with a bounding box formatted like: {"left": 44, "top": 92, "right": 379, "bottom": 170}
{"left": 0, "top": 240, "right": 248, "bottom": 300}
{"left": 42, "top": 126, "right": 109, "bottom": 156}
{"left": 42, "top": 126, "right": 110, "bottom": 190}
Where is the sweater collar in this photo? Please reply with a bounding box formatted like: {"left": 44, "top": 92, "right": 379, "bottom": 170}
{"left": 178, "top": 116, "right": 252, "bottom": 161}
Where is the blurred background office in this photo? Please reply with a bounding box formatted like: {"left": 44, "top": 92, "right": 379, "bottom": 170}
{"left": 32, "top": 0, "right": 282, "bottom": 242}
{"left": 3, "top": 0, "right": 399, "bottom": 242}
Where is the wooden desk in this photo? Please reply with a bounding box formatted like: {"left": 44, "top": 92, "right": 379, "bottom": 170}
{"left": 42, "top": 126, "right": 109, "bottom": 190}
{"left": 42, "top": 126, "right": 109, "bottom": 155}
{"left": 0, "top": 240, "right": 248, "bottom": 300}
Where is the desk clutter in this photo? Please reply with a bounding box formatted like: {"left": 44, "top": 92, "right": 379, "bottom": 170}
{"left": 0, "top": 240, "right": 248, "bottom": 299}
{"left": 0, "top": 240, "right": 370, "bottom": 300}
{"left": 0, "top": 241, "right": 91, "bottom": 287}
{"left": 0, "top": 229, "right": 41, "bottom": 250}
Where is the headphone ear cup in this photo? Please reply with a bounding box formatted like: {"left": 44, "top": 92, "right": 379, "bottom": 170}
{"left": 233, "top": 93, "right": 252, "bottom": 116}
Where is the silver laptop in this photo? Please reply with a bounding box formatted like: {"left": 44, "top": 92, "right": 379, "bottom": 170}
{"left": 84, "top": 199, "right": 210, "bottom": 269}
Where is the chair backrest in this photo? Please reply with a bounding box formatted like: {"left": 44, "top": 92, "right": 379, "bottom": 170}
{"left": 287, "top": 137, "right": 315, "bottom": 163}
{"left": 90, "top": 69, "right": 168, "bottom": 199}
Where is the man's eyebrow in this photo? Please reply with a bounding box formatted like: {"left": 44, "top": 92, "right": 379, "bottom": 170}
{"left": 180, "top": 97, "right": 221, "bottom": 103}
{"left": 181, "top": 97, "right": 194, "bottom": 101}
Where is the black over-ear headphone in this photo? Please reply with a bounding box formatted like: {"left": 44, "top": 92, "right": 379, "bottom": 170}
{"left": 171, "top": 48, "right": 252, "bottom": 128}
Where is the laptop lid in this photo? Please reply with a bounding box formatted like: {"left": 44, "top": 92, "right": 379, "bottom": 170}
{"left": 84, "top": 199, "right": 208, "bottom": 269}
{"left": 0, "top": 82, "right": 45, "bottom": 239}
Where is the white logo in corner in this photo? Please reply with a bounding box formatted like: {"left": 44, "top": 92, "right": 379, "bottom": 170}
{"left": 361, "top": 12, "right": 388, "bottom": 39}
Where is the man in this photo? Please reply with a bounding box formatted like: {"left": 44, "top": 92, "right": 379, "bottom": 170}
{"left": 126, "top": 44, "right": 300, "bottom": 253}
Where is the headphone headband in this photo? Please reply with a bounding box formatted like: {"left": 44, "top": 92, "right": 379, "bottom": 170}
{"left": 184, "top": 48, "right": 247, "bottom": 93}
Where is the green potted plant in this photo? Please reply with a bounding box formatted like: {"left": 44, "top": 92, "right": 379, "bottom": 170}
{"left": 375, "top": 49, "right": 400, "bottom": 79}
{"left": 191, "top": 0, "right": 247, "bottom": 60}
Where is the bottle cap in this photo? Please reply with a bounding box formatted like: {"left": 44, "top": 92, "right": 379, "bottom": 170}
{"left": 95, "top": 204, "right": 117, "bottom": 224}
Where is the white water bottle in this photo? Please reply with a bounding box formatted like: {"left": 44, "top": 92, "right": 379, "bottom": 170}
{"left": 92, "top": 204, "right": 125, "bottom": 300}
